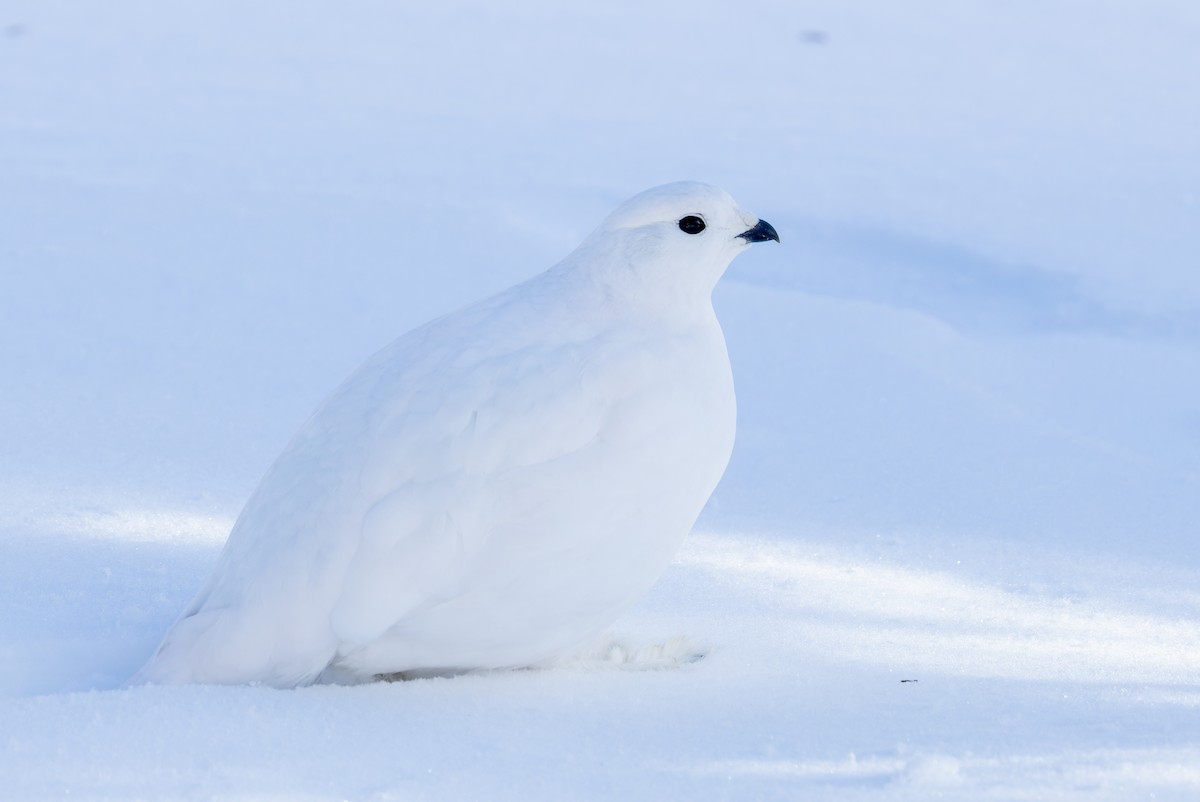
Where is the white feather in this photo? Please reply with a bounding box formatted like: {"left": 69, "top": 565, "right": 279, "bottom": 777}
{"left": 132, "top": 181, "right": 775, "bottom": 687}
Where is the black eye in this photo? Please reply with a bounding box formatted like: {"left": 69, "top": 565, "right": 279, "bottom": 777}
{"left": 678, "top": 215, "right": 706, "bottom": 235}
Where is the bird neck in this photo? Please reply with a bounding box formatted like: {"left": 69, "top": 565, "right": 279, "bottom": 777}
{"left": 552, "top": 233, "right": 724, "bottom": 324}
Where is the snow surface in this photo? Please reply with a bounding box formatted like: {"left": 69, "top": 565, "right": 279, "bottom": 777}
{"left": 2, "top": 0, "right": 1198, "bottom": 799}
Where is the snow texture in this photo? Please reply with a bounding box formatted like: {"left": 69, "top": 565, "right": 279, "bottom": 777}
{"left": 2, "top": 1, "right": 1199, "bottom": 800}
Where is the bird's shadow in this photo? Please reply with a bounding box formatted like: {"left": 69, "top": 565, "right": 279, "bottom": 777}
{"left": 368, "top": 639, "right": 709, "bottom": 684}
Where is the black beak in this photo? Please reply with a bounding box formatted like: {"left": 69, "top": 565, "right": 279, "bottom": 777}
{"left": 737, "top": 219, "right": 780, "bottom": 243}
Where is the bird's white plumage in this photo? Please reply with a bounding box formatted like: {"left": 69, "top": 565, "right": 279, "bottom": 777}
{"left": 133, "top": 182, "right": 775, "bottom": 687}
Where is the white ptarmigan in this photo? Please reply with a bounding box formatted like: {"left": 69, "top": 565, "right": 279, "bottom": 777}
{"left": 133, "top": 182, "right": 778, "bottom": 687}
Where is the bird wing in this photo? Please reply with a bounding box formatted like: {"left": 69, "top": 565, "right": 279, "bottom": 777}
{"left": 152, "top": 291, "right": 667, "bottom": 684}
{"left": 325, "top": 330, "right": 622, "bottom": 646}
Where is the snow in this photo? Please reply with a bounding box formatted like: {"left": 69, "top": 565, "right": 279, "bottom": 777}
{"left": 2, "top": 0, "right": 1198, "bottom": 799}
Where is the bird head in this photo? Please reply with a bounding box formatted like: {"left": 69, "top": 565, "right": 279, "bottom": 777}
{"left": 570, "top": 182, "right": 778, "bottom": 306}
